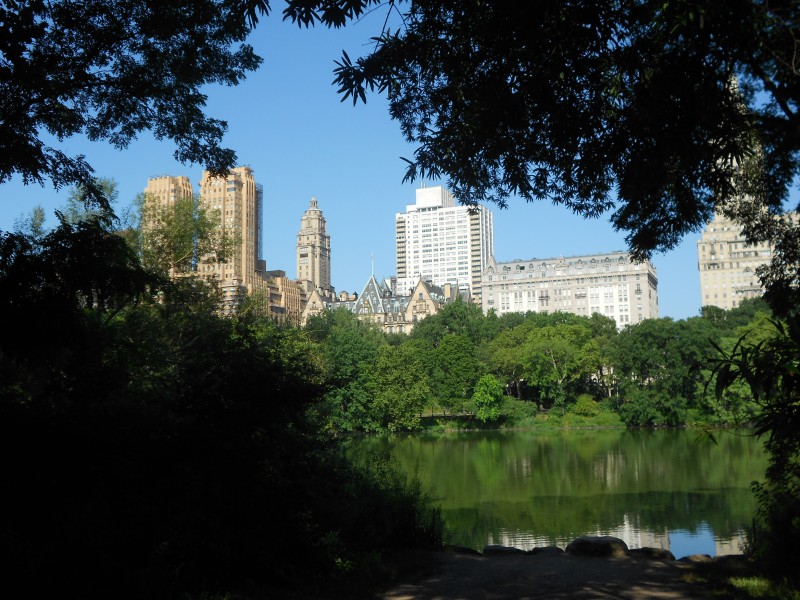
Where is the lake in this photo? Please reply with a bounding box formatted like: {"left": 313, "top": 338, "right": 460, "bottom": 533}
{"left": 346, "top": 428, "right": 768, "bottom": 558}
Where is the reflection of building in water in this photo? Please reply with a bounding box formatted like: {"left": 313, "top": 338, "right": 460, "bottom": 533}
{"left": 606, "top": 516, "right": 669, "bottom": 551}
{"left": 716, "top": 532, "right": 745, "bottom": 556}
{"left": 488, "top": 530, "right": 571, "bottom": 551}
{"left": 488, "top": 521, "right": 747, "bottom": 558}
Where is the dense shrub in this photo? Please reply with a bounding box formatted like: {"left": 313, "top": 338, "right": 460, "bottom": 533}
{"left": 499, "top": 397, "right": 539, "bottom": 427}
{"left": 472, "top": 374, "right": 504, "bottom": 423}
{"left": 570, "top": 393, "right": 601, "bottom": 417}
{"left": 618, "top": 390, "right": 688, "bottom": 427}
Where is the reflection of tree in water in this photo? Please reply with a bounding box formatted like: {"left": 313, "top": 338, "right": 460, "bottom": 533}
{"left": 444, "top": 498, "right": 751, "bottom": 553}
{"left": 347, "top": 429, "right": 768, "bottom": 551}
{"left": 444, "top": 489, "right": 757, "bottom": 551}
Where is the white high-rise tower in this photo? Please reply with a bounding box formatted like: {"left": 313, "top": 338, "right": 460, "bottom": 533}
{"left": 395, "top": 186, "right": 494, "bottom": 302}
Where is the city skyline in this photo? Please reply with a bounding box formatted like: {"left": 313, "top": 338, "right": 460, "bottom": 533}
{"left": 0, "top": 13, "right": 702, "bottom": 320}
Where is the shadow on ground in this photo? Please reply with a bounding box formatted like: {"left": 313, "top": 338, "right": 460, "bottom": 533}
{"left": 378, "top": 550, "right": 713, "bottom": 600}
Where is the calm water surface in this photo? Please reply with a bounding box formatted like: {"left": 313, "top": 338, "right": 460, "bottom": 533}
{"left": 346, "top": 429, "right": 768, "bottom": 558}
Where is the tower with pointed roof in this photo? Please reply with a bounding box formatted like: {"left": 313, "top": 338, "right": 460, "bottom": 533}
{"left": 297, "top": 197, "right": 331, "bottom": 291}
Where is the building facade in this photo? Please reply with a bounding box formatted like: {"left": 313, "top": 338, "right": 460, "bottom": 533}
{"left": 296, "top": 197, "right": 332, "bottom": 292}
{"left": 481, "top": 251, "right": 658, "bottom": 328}
{"left": 697, "top": 212, "right": 775, "bottom": 310}
{"left": 302, "top": 276, "right": 460, "bottom": 335}
{"left": 196, "top": 166, "right": 263, "bottom": 287}
{"left": 395, "top": 186, "right": 494, "bottom": 303}
{"left": 252, "top": 269, "right": 306, "bottom": 325}
{"left": 142, "top": 175, "right": 195, "bottom": 277}
{"left": 144, "top": 174, "right": 194, "bottom": 208}
{"left": 143, "top": 169, "right": 312, "bottom": 323}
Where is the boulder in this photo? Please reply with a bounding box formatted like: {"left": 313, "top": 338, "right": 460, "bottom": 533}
{"left": 566, "top": 536, "right": 629, "bottom": 558}
{"left": 628, "top": 547, "right": 676, "bottom": 561}
{"left": 679, "top": 554, "right": 713, "bottom": 564}
{"left": 482, "top": 544, "right": 529, "bottom": 555}
{"left": 531, "top": 546, "right": 565, "bottom": 555}
{"left": 444, "top": 544, "right": 482, "bottom": 556}
{"left": 711, "top": 554, "right": 751, "bottom": 574}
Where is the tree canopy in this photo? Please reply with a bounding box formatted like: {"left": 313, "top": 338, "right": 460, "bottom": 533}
{"left": 133, "top": 191, "right": 236, "bottom": 276}
{"left": 290, "top": 0, "right": 799, "bottom": 310}
{"left": 0, "top": 0, "right": 269, "bottom": 203}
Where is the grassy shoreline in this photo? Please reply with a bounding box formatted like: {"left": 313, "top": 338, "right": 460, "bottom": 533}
{"left": 412, "top": 396, "right": 760, "bottom": 434}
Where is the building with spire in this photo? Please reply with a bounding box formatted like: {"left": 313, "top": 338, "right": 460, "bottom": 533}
{"left": 297, "top": 197, "right": 332, "bottom": 292}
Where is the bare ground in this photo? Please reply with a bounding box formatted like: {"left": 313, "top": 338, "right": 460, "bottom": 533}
{"left": 376, "top": 549, "right": 721, "bottom": 600}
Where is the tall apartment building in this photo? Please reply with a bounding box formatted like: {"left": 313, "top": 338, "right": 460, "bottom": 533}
{"left": 144, "top": 169, "right": 312, "bottom": 323}
{"left": 481, "top": 251, "right": 658, "bottom": 328}
{"left": 197, "top": 166, "right": 264, "bottom": 304}
{"left": 144, "top": 175, "right": 194, "bottom": 208}
{"left": 395, "top": 186, "right": 494, "bottom": 302}
{"left": 142, "top": 175, "right": 195, "bottom": 276}
{"left": 697, "top": 212, "right": 774, "bottom": 310}
{"left": 296, "top": 197, "right": 331, "bottom": 291}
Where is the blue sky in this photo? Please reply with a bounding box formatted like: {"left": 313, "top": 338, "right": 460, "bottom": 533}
{"left": 0, "top": 9, "right": 702, "bottom": 320}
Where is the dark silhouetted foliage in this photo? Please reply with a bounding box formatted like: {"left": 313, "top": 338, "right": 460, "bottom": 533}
{"left": 0, "top": 216, "right": 441, "bottom": 599}
{"left": 0, "top": 0, "right": 269, "bottom": 203}
{"left": 710, "top": 315, "right": 800, "bottom": 579}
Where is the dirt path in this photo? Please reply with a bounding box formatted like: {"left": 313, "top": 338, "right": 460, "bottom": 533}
{"left": 378, "top": 550, "right": 713, "bottom": 600}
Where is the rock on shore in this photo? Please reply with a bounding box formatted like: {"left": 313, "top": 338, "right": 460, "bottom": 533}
{"left": 379, "top": 536, "right": 744, "bottom": 600}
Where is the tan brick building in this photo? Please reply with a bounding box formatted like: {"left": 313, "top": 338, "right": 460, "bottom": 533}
{"left": 142, "top": 175, "right": 195, "bottom": 278}
{"left": 697, "top": 213, "right": 774, "bottom": 310}
{"left": 195, "top": 166, "right": 262, "bottom": 290}
{"left": 144, "top": 169, "right": 309, "bottom": 322}
{"left": 143, "top": 175, "right": 193, "bottom": 208}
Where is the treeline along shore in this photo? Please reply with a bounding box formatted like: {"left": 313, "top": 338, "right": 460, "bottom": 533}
{"left": 307, "top": 296, "right": 771, "bottom": 433}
